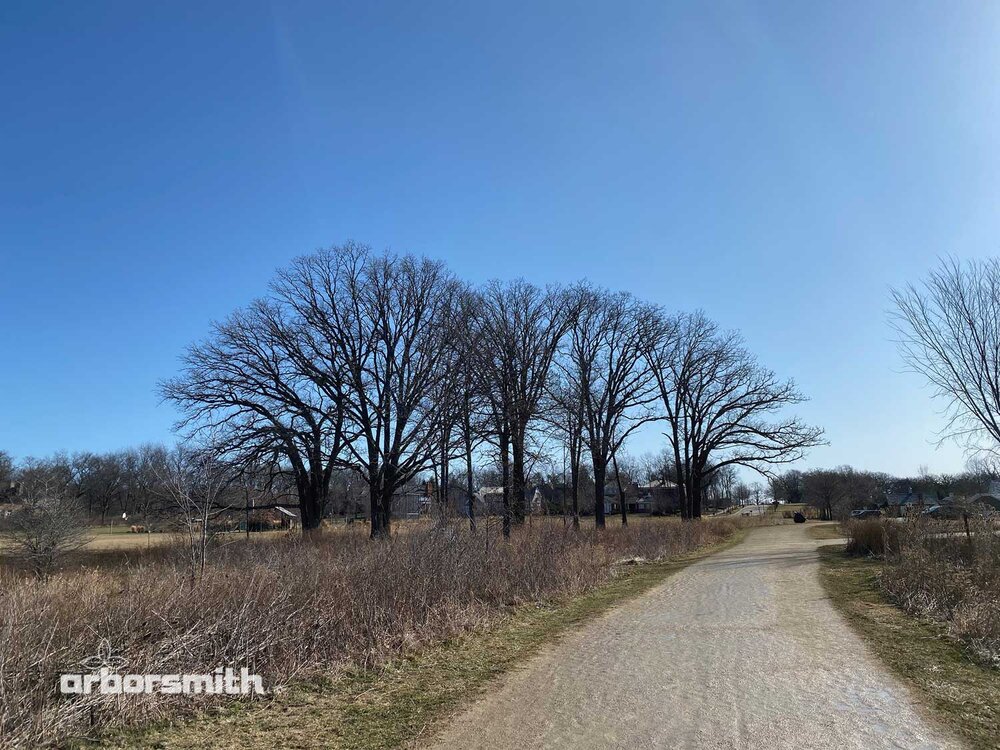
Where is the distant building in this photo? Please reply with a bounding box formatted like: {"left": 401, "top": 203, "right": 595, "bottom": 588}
{"left": 603, "top": 479, "right": 680, "bottom": 515}
{"left": 392, "top": 485, "right": 432, "bottom": 518}
{"left": 640, "top": 480, "right": 681, "bottom": 514}
{"left": 223, "top": 505, "right": 301, "bottom": 532}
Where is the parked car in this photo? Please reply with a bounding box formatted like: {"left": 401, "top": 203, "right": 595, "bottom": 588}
{"left": 921, "top": 504, "right": 963, "bottom": 520}
{"left": 792, "top": 512, "right": 806, "bottom": 524}
{"left": 850, "top": 508, "right": 881, "bottom": 519}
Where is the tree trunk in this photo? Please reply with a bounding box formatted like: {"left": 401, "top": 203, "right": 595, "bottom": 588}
{"left": 511, "top": 432, "right": 526, "bottom": 525}
{"left": 570, "top": 455, "right": 580, "bottom": 530}
{"left": 672, "top": 440, "right": 689, "bottom": 520}
{"left": 300, "top": 481, "right": 325, "bottom": 533}
{"left": 612, "top": 453, "right": 627, "bottom": 526}
{"left": 369, "top": 478, "right": 393, "bottom": 540}
{"left": 500, "top": 432, "right": 511, "bottom": 539}
{"left": 440, "top": 444, "right": 449, "bottom": 510}
{"left": 593, "top": 460, "right": 606, "bottom": 529}
{"left": 690, "top": 473, "right": 703, "bottom": 519}
{"left": 381, "top": 486, "right": 392, "bottom": 536}
{"left": 465, "top": 428, "right": 476, "bottom": 533}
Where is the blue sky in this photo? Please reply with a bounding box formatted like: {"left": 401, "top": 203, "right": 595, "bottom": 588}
{"left": 2, "top": 1, "right": 999, "bottom": 476}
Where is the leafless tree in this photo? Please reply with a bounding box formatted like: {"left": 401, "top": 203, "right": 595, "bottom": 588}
{"left": 162, "top": 297, "right": 345, "bottom": 533}
{"left": 802, "top": 469, "right": 840, "bottom": 520}
{"left": 0, "top": 450, "right": 13, "bottom": 499}
{"left": 769, "top": 469, "right": 804, "bottom": 505}
{"left": 891, "top": 257, "right": 1000, "bottom": 456}
{"left": 77, "top": 452, "right": 126, "bottom": 525}
{"left": 278, "top": 244, "right": 463, "bottom": 538}
{"left": 548, "top": 375, "right": 585, "bottom": 528}
{"left": 471, "top": 280, "right": 574, "bottom": 534}
{"left": 5, "top": 482, "right": 86, "bottom": 577}
{"left": 642, "top": 309, "right": 823, "bottom": 518}
{"left": 452, "top": 289, "right": 490, "bottom": 532}
{"left": 561, "top": 287, "right": 659, "bottom": 527}
{"left": 425, "top": 294, "right": 479, "bottom": 526}
{"left": 119, "top": 444, "right": 170, "bottom": 524}
{"left": 157, "top": 444, "right": 238, "bottom": 578}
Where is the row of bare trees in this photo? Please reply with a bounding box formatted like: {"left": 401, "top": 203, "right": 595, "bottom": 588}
{"left": 3, "top": 446, "right": 172, "bottom": 525}
{"left": 768, "top": 464, "right": 999, "bottom": 521}
{"left": 0, "top": 445, "right": 302, "bottom": 575}
{"left": 161, "top": 242, "right": 823, "bottom": 538}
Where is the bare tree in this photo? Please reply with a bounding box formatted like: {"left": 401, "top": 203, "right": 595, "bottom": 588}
{"left": 802, "top": 468, "right": 843, "bottom": 520}
{"left": 5, "top": 482, "right": 86, "bottom": 577}
{"left": 642, "top": 309, "right": 823, "bottom": 518}
{"left": 471, "top": 280, "right": 574, "bottom": 534}
{"left": 162, "top": 298, "right": 346, "bottom": 533}
{"left": 453, "top": 290, "right": 490, "bottom": 532}
{"left": 120, "top": 444, "right": 170, "bottom": 525}
{"left": 769, "top": 469, "right": 804, "bottom": 505}
{"left": 891, "top": 257, "right": 1000, "bottom": 456}
{"left": 158, "top": 444, "right": 237, "bottom": 578}
{"left": 0, "top": 450, "right": 13, "bottom": 499}
{"left": 562, "top": 287, "right": 659, "bottom": 528}
{"left": 77, "top": 452, "right": 125, "bottom": 526}
{"left": 279, "top": 244, "right": 463, "bottom": 538}
{"left": 548, "top": 375, "right": 585, "bottom": 529}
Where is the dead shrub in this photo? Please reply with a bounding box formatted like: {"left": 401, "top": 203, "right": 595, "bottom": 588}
{"left": 844, "top": 519, "right": 900, "bottom": 556}
{"left": 0, "top": 517, "right": 738, "bottom": 748}
{"left": 877, "top": 516, "right": 1000, "bottom": 667}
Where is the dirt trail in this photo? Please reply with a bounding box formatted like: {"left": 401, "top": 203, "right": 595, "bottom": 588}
{"left": 427, "top": 524, "right": 963, "bottom": 750}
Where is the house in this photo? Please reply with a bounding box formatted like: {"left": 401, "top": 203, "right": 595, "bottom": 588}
{"left": 230, "top": 505, "right": 301, "bottom": 532}
{"left": 470, "top": 486, "right": 550, "bottom": 516}
{"left": 274, "top": 506, "right": 300, "bottom": 528}
{"left": 967, "top": 493, "right": 1000, "bottom": 513}
{"left": 392, "top": 485, "right": 432, "bottom": 519}
{"left": 640, "top": 479, "right": 681, "bottom": 514}
{"left": 604, "top": 481, "right": 657, "bottom": 515}
{"left": 938, "top": 493, "right": 1000, "bottom": 516}
{"left": 882, "top": 488, "right": 928, "bottom": 517}
{"left": 472, "top": 486, "right": 504, "bottom": 516}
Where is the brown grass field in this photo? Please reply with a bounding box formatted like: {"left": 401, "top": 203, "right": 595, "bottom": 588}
{"left": 0, "top": 514, "right": 751, "bottom": 749}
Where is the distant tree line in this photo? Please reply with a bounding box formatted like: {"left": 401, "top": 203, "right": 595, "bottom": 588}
{"left": 767, "top": 464, "right": 997, "bottom": 520}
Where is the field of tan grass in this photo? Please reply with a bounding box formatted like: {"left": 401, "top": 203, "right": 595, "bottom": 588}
{"left": 0, "top": 516, "right": 742, "bottom": 749}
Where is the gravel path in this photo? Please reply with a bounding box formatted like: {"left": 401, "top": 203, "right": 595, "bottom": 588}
{"left": 427, "top": 524, "right": 964, "bottom": 750}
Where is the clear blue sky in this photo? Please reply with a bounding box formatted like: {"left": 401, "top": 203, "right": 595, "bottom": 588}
{"left": 3, "top": 1, "right": 999, "bottom": 476}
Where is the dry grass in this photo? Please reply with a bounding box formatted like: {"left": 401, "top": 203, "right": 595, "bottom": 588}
{"left": 877, "top": 517, "right": 1000, "bottom": 667}
{"left": 819, "top": 547, "right": 1000, "bottom": 749}
{"left": 0, "top": 518, "right": 740, "bottom": 749}
{"left": 805, "top": 522, "right": 845, "bottom": 540}
{"left": 842, "top": 515, "right": 1000, "bottom": 667}
{"left": 99, "top": 528, "right": 746, "bottom": 750}
{"left": 843, "top": 518, "right": 902, "bottom": 556}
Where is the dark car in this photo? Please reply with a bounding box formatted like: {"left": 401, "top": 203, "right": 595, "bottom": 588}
{"left": 921, "top": 504, "right": 962, "bottom": 520}
{"left": 793, "top": 512, "right": 806, "bottom": 524}
{"left": 850, "top": 508, "right": 881, "bottom": 519}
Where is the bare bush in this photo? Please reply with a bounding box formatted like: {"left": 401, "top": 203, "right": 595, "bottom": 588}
{"left": 844, "top": 519, "right": 901, "bottom": 557}
{"left": 0, "top": 519, "right": 737, "bottom": 748}
{"left": 875, "top": 518, "right": 1000, "bottom": 666}
{"left": 4, "top": 494, "right": 87, "bottom": 577}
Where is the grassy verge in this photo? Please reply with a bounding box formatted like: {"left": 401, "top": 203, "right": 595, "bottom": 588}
{"left": 90, "top": 530, "right": 746, "bottom": 750}
{"left": 818, "top": 546, "right": 1000, "bottom": 750}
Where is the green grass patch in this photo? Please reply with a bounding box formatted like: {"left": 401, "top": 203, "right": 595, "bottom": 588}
{"left": 90, "top": 532, "right": 745, "bottom": 750}
{"left": 818, "top": 546, "right": 1000, "bottom": 750}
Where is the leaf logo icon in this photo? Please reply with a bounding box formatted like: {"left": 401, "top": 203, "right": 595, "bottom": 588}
{"left": 79, "top": 638, "right": 128, "bottom": 672}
